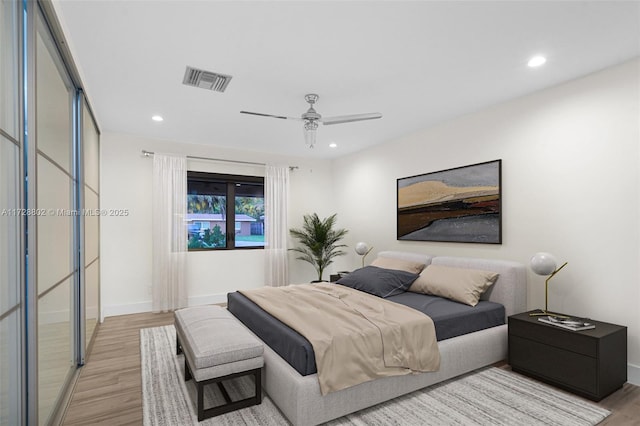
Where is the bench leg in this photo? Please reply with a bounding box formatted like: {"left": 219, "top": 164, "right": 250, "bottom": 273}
{"left": 254, "top": 368, "right": 262, "bottom": 404}
{"left": 196, "top": 368, "right": 263, "bottom": 422}
{"left": 184, "top": 357, "right": 192, "bottom": 382}
{"left": 180, "top": 346, "right": 262, "bottom": 421}
{"left": 176, "top": 332, "right": 191, "bottom": 381}
{"left": 197, "top": 381, "right": 205, "bottom": 421}
{"left": 176, "top": 334, "right": 182, "bottom": 355}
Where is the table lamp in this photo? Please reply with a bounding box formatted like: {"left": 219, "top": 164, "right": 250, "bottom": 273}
{"left": 354, "top": 242, "right": 373, "bottom": 268}
{"left": 529, "top": 252, "right": 568, "bottom": 317}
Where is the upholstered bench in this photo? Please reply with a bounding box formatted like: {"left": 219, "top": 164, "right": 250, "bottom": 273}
{"left": 174, "top": 305, "right": 264, "bottom": 421}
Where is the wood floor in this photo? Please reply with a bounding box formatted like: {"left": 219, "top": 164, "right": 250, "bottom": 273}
{"left": 62, "top": 311, "right": 640, "bottom": 425}
{"left": 62, "top": 311, "right": 174, "bottom": 425}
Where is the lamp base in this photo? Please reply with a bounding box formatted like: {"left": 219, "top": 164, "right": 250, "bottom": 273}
{"left": 529, "top": 309, "right": 569, "bottom": 319}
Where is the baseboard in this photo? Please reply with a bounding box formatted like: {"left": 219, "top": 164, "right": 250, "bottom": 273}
{"left": 102, "top": 293, "right": 228, "bottom": 319}
{"left": 187, "top": 293, "right": 228, "bottom": 306}
{"left": 102, "top": 301, "right": 152, "bottom": 319}
{"left": 628, "top": 363, "right": 640, "bottom": 386}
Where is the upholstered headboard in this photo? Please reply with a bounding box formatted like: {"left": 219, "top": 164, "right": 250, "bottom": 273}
{"left": 377, "top": 251, "right": 435, "bottom": 267}
{"left": 377, "top": 251, "right": 527, "bottom": 318}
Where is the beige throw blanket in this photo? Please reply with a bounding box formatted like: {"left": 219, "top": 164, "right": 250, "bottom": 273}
{"left": 239, "top": 283, "right": 440, "bottom": 395}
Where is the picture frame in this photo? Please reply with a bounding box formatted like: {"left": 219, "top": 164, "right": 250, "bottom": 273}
{"left": 397, "top": 160, "right": 502, "bottom": 244}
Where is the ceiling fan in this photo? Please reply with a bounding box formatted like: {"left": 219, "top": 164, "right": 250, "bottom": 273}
{"left": 240, "top": 94, "right": 382, "bottom": 148}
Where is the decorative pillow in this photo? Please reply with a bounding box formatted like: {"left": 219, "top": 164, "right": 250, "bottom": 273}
{"left": 370, "top": 257, "right": 426, "bottom": 275}
{"left": 409, "top": 265, "right": 499, "bottom": 306}
{"left": 336, "top": 266, "right": 419, "bottom": 298}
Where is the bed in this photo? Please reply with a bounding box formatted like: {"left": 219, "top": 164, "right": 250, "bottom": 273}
{"left": 227, "top": 251, "right": 527, "bottom": 425}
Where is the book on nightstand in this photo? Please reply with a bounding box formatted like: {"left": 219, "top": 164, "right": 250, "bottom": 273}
{"left": 538, "top": 315, "right": 595, "bottom": 331}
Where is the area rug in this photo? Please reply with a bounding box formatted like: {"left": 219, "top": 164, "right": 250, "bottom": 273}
{"left": 141, "top": 325, "right": 610, "bottom": 425}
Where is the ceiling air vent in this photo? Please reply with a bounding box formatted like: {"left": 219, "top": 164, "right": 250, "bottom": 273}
{"left": 182, "top": 66, "right": 232, "bottom": 92}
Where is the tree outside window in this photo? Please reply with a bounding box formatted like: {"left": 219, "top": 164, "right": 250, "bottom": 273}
{"left": 187, "top": 172, "right": 264, "bottom": 250}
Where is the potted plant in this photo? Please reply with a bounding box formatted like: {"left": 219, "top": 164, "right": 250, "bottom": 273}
{"left": 289, "top": 213, "right": 348, "bottom": 282}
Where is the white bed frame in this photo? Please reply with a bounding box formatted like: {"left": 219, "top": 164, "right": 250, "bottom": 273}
{"left": 253, "top": 252, "right": 527, "bottom": 425}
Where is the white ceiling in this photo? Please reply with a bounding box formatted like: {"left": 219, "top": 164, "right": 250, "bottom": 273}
{"left": 54, "top": 1, "right": 640, "bottom": 159}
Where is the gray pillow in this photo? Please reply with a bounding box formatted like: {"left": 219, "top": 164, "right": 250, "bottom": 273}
{"left": 336, "top": 266, "right": 419, "bottom": 298}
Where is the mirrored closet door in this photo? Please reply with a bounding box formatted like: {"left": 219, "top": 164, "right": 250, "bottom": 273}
{"left": 0, "top": 1, "right": 101, "bottom": 422}
{"left": 36, "top": 11, "right": 77, "bottom": 423}
{"left": 1, "top": 0, "right": 23, "bottom": 423}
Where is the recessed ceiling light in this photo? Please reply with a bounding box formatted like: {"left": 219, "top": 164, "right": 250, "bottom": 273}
{"left": 528, "top": 56, "right": 547, "bottom": 68}
{"left": 329, "top": 142, "right": 337, "bottom": 148}
{"left": 151, "top": 115, "right": 164, "bottom": 122}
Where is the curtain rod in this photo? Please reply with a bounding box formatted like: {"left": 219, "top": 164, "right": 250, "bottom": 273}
{"left": 141, "top": 150, "right": 298, "bottom": 170}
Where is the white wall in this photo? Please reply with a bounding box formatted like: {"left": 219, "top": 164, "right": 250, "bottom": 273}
{"left": 100, "top": 133, "right": 335, "bottom": 317}
{"left": 332, "top": 59, "right": 640, "bottom": 378}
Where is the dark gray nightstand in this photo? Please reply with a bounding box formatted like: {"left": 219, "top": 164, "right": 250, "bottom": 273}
{"left": 329, "top": 271, "right": 350, "bottom": 282}
{"left": 508, "top": 311, "right": 627, "bottom": 401}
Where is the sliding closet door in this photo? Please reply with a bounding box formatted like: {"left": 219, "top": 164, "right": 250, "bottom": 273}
{"left": 0, "top": 137, "right": 21, "bottom": 425}
{"left": 1, "top": 2, "right": 101, "bottom": 422}
{"left": 0, "top": 1, "right": 22, "bottom": 423}
{"left": 35, "top": 13, "right": 77, "bottom": 424}
{"left": 83, "top": 99, "right": 100, "bottom": 353}
{"left": 0, "top": 138, "right": 21, "bottom": 424}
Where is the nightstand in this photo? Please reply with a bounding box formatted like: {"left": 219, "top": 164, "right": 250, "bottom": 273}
{"left": 508, "top": 311, "right": 627, "bottom": 401}
{"left": 329, "top": 271, "right": 350, "bottom": 282}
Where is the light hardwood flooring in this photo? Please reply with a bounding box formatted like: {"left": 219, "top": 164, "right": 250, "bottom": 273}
{"left": 62, "top": 311, "right": 640, "bottom": 425}
{"left": 62, "top": 311, "right": 174, "bottom": 425}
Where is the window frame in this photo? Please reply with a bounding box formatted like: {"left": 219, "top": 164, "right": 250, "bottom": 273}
{"left": 187, "top": 171, "right": 264, "bottom": 251}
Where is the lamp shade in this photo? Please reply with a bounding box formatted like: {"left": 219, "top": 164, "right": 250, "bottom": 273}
{"left": 530, "top": 252, "right": 557, "bottom": 276}
{"left": 355, "top": 242, "right": 370, "bottom": 255}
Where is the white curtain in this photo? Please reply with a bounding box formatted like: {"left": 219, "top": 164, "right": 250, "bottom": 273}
{"left": 152, "top": 154, "right": 187, "bottom": 312}
{"left": 264, "top": 165, "right": 290, "bottom": 287}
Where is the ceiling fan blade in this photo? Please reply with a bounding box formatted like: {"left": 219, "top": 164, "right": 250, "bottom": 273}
{"left": 240, "top": 111, "right": 301, "bottom": 121}
{"left": 320, "top": 113, "right": 382, "bottom": 125}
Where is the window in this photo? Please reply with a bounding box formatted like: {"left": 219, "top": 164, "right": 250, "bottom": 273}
{"left": 187, "top": 171, "right": 264, "bottom": 250}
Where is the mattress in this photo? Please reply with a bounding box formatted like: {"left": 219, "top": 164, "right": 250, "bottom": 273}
{"left": 227, "top": 289, "right": 505, "bottom": 376}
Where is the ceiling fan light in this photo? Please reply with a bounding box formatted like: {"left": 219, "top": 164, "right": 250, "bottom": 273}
{"left": 304, "top": 128, "right": 317, "bottom": 148}
{"left": 304, "top": 120, "right": 318, "bottom": 148}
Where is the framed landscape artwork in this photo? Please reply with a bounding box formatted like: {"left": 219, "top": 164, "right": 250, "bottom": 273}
{"left": 397, "top": 160, "right": 502, "bottom": 244}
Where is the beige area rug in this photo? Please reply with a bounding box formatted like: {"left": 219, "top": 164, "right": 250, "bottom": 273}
{"left": 141, "top": 325, "right": 610, "bottom": 425}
